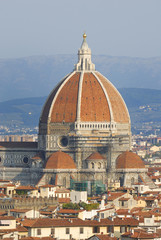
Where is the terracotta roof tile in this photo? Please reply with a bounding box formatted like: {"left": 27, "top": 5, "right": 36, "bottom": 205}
{"left": 58, "top": 209, "right": 83, "bottom": 214}
{"left": 31, "top": 152, "right": 43, "bottom": 160}
{"left": 40, "top": 75, "right": 69, "bottom": 123}
{"left": 40, "top": 71, "right": 130, "bottom": 124}
{"left": 81, "top": 73, "right": 111, "bottom": 122}
{"left": 86, "top": 152, "right": 105, "bottom": 161}
{"left": 45, "top": 151, "right": 76, "bottom": 169}
{"left": 116, "top": 151, "right": 145, "bottom": 169}
{"left": 116, "top": 209, "right": 131, "bottom": 215}
{"left": 119, "top": 197, "right": 130, "bottom": 201}
{"left": 0, "top": 216, "right": 15, "bottom": 220}
{"left": 0, "top": 211, "right": 7, "bottom": 216}
{"left": 39, "top": 184, "right": 55, "bottom": 188}
{"left": 21, "top": 217, "right": 138, "bottom": 228}
{"left": 10, "top": 209, "right": 31, "bottom": 213}
{"left": 16, "top": 186, "right": 37, "bottom": 190}
{"left": 58, "top": 198, "right": 70, "bottom": 203}
{"left": 50, "top": 73, "right": 80, "bottom": 123}
{"left": 95, "top": 72, "right": 130, "bottom": 123}
{"left": 107, "top": 192, "right": 125, "bottom": 201}
{"left": 16, "top": 225, "right": 28, "bottom": 232}
{"left": 93, "top": 234, "right": 117, "bottom": 240}
{"left": 131, "top": 207, "right": 143, "bottom": 213}
{"left": 122, "top": 230, "right": 160, "bottom": 239}
{"left": 97, "top": 208, "right": 114, "bottom": 213}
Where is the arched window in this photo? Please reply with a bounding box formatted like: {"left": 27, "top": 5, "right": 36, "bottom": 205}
{"left": 98, "top": 162, "right": 101, "bottom": 169}
{"left": 23, "top": 157, "right": 29, "bottom": 164}
{"left": 131, "top": 177, "right": 135, "bottom": 185}
{"left": 63, "top": 177, "right": 66, "bottom": 187}
{"left": 91, "top": 162, "right": 94, "bottom": 169}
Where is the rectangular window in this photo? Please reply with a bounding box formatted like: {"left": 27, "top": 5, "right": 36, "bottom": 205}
{"left": 120, "top": 226, "right": 126, "bottom": 233}
{"left": 107, "top": 226, "right": 114, "bottom": 233}
{"left": 51, "top": 228, "right": 55, "bottom": 235}
{"left": 80, "top": 227, "right": 84, "bottom": 234}
{"left": 37, "top": 229, "right": 41, "bottom": 235}
{"left": 66, "top": 228, "right": 70, "bottom": 234}
{"left": 93, "top": 226, "right": 100, "bottom": 233}
{"left": 101, "top": 213, "right": 104, "bottom": 219}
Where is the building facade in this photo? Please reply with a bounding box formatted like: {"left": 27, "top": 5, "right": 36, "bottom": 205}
{"left": 0, "top": 34, "right": 141, "bottom": 188}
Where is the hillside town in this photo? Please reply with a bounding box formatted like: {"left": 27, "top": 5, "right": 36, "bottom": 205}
{"left": 1, "top": 162, "right": 161, "bottom": 240}
{"left": 0, "top": 120, "right": 161, "bottom": 239}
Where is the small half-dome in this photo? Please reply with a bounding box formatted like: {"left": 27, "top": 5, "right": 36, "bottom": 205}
{"left": 45, "top": 151, "right": 76, "bottom": 169}
{"left": 116, "top": 151, "right": 145, "bottom": 169}
{"left": 86, "top": 152, "right": 105, "bottom": 161}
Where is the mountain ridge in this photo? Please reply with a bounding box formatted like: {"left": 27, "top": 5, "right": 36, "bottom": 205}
{"left": 0, "top": 54, "right": 161, "bottom": 101}
{"left": 0, "top": 88, "right": 161, "bottom": 133}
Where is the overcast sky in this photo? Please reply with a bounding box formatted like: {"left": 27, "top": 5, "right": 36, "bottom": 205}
{"left": 0, "top": 0, "right": 161, "bottom": 58}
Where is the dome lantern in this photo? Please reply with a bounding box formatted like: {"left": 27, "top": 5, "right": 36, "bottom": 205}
{"left": 75, "top": 33, "right": 95, "bottom": 71}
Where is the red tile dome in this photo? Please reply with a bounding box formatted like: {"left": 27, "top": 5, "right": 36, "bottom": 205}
{"left": 40, "top": 72, "right": 130, "bottom": 124}
{"left": 116, "top": 151, "right": 145, "bottom": 169}
{"left": 45, "top": 151, "right": 76, "bottom": 169}
{"left": 86, "top": 152, "right": 105, "bottom": 161}
{"left": 39, "top": 34, "right": 130, "bottom": 135}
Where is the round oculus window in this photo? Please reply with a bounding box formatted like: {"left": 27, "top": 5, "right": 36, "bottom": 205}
{"left": 58, "top": 136, "right": 68, "bottom": 148}
{"left": 23, "top": 157, "right": 29, "bottom": 164}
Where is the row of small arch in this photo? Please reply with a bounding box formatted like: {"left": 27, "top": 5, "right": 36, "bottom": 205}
{"left": 75, "top": 123, "right": 116, "bottom": 129}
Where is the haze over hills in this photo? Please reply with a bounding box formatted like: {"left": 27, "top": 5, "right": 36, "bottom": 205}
{"left": 0, "top": 54, "right": 161, "bottom": 134}
{"left": 0, "top": 89, "right": 161, "bottom": 135}
{"left": 0, "top": 55, "right": 161, "bottom": 101}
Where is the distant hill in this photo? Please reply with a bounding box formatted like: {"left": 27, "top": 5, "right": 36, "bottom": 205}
{"left": 0, "top": 88, "right": 161, "bottom": 132}
{"left": 119, "top": 88, "right": 161, "bottom": 107}
{"left": 0, "top": 55, "right": 161, "bottom": 101}
{"left": 0, "top": 97, "right": 46, "bottom": 127}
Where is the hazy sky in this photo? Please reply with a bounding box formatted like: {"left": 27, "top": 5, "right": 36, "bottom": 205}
{"left": 0, "top": 0, "right": 161, "bottom": 58}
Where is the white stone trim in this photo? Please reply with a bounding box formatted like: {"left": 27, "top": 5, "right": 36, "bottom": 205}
{"left": 92, "top": 71, "right": 114, "bottom": 122}
{"left": 95, "top": 71, "right": 131, "bottom": 124}
{"left": 75, "top": 37, "right": 95, "bottom": 71}
{"left": 76, "top": 71, "right": 84, "bottom": 122}
{"left": 39, "top": 73, "right": 70, "bottom": 123}
{"left": 48, "top": 71, "right": 76, "bottom": 122}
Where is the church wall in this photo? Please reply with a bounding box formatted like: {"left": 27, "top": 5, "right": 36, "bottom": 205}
{"left": 79, "top": 171, "right": 107, "bottom": 184}
{"left": 0, "top": 36, "right": 134, "bottom": 187}
{"left": 0, "top": 148, "right": 38, "bottom": 168}
{"left": 38, "top": 172, "right": 78, "bottom": 188}
{"left": 39, "top": 130, "right": 130, "bottom": 187}
{"left": 0, "top": 167, "right": 43, "bottom": 185}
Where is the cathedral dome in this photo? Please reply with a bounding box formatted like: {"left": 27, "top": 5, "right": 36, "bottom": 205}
{"left": 116, "top": 151, "right": 145, "bottom": 169}
{"left": 39, "top": 35, "right": 130, "bottom": 127}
